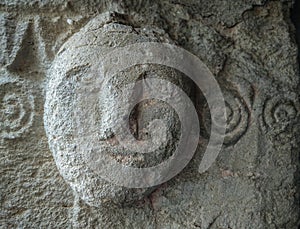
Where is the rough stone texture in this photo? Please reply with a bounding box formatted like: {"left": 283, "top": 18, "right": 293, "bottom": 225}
{"left": 44, "top": 13, "right": 195, "bottom": 206}
{"left": 0, "top": 1, "right": 299, "bottom": 228}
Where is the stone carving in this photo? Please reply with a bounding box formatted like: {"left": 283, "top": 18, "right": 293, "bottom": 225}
{"left": 0, "top": 16, "right": 37, "bottom": 140}
{"left": 202, "top": 87, "right": 250, "bottom": 146}
{"left": 1, "top": 1, "right": 299, "bottom": 228}
{"left": 0, "top": 14, "right": 71, "bottom": 75}
{"left": 261, "top": 95, "right": 299, "bottom": 132}
{"left": 0, "top": 16, "right": 45, "bottom": 71}
{"left": 0, "top": 15, "right": 30, "bottom": 68}
{"left": 222, "top": 89, "right": 250, "bottom": 145}
{"left": 44, "top": 12, "right": 194, "bottom": 207}
{"left": 0, "top": 73, "right": 34, "bottom": 139}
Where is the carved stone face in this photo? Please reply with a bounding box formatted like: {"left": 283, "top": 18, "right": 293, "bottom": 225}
{"left": 44, "top": 13, "right": 194, "bottom": 206}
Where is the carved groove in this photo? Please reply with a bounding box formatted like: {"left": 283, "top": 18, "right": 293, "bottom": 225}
{"left": 262, "top": 96, "right": 299, "bottom": 132}
{"left": 0, "top": 78, "right": 34, "bottom": 139}
{"left": 202, "top": 89, "right": 250, "bottom": 146}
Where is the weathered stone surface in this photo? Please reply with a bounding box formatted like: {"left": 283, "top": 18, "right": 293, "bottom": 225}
{"left": 44, "top": 13, "right": 195, "bottom": 206}
{"left": 0, "top": 1, "right": 299, "bottom": 228}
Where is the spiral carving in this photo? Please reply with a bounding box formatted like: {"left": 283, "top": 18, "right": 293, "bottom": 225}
{"left": 262, "top": 96, "right": 299, "bottom": 131}
{"left": 0, "top": 78, "right": 34, "bottom": 139}
{"left": 202, "top": 89, "right": 250, "bottom": 146}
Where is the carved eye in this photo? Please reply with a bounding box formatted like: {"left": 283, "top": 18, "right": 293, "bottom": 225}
{"left": 64, "top": 65, "right": 91, "bottom": 81}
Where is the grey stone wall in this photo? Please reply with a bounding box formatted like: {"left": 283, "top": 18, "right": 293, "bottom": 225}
{"left": 0, "top": 1, "right": 299, "bottom": 228}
